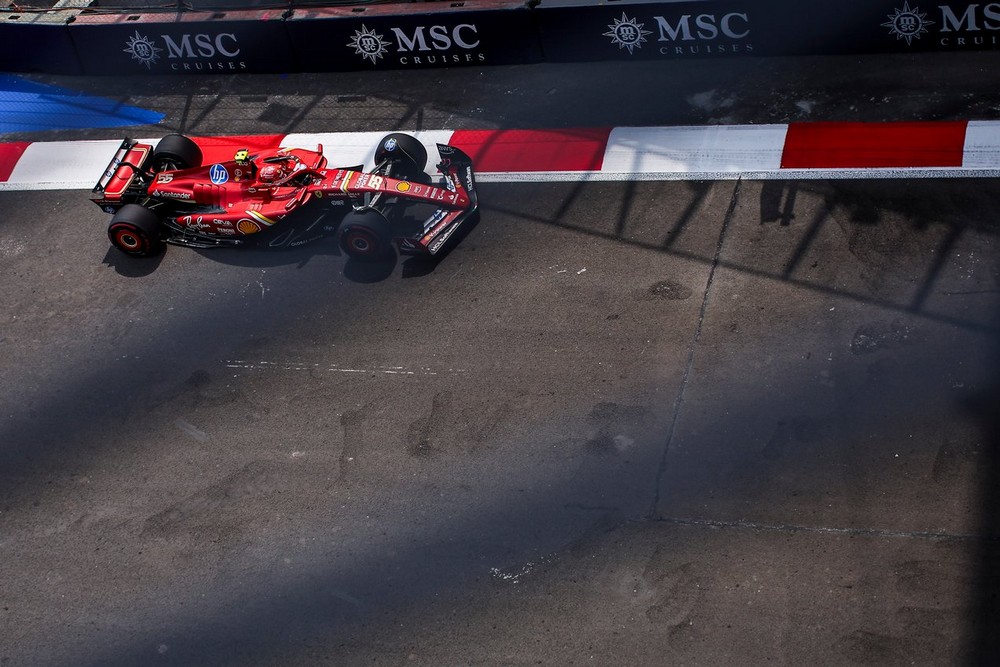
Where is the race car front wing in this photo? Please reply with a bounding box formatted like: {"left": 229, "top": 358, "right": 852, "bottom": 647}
{"left": 395, "top": 143, "right": 479, "bottom": 256}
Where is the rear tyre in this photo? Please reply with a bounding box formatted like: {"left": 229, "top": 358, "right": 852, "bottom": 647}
{"left": 151, "top": 133, "right": 202, "bottom": 172}
{"left": 339, "top": 210, "right": 393, "bottom": 261}
{"left": 374, "top": 133, "right": 428, "bottom": 183}
{"left": 108, "top": 204, "right": 163, "bottom": 257}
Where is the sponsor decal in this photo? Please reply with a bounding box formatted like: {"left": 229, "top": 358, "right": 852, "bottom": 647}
{"left": 218, "top": 228, "right": 237, "bottom": 235}
{"left": 153, "top": 190, "right": 192, "bottom": 200}
{"left": 464, "top": 166, "right": 475, "bottom": 193}
{"left": 122, "top": 30, "right": 246, "bottom": 71}
{"left": 348, "top": 23, "right": 486, "bottom": 67}
{"left": 429, "top": 237, "right": 447, "bottom": 254}
{"left": 124, "top": 31, "right": 162, "bottom": 69}
{"left": 886, "top": 3, "right": 1000, "bottom": 49}
{"left": 354, "top": 173, "right": 384, "bottom": 190}
{"left": 422, "top": 209, "right": 448, "bottom": 232}
{"left": 348, "top": 25, "right": 392, "bottom": 64}
{"left": 604, "top": 13, "right": 653, "bottom": 55}
{"left": 384, "top": 137, "right": 398, "bottom": 152}
{"left": 396, "top": 181, "right": 412, "bottom": 193}
{"left": 209, "top": 163, "right": 229, "bottom": 185}
{"left": 602, "top": 10, "right": 752, "bottom": 57}
{"left": 883, "top": 2, "right": 934, "bottom": 44}
{"left": 213, "top": 219, "right": 233, "bottom": 227}
{"left": 290, "top": 236, "right": 323, "bottom": 247}
{"left": 103, "top": 206, "right": 117, "bottom": 214}
{"left": 104, "top": 156, "right": 123, "bottom": 180}
{"left": 181, "top": 215, "right": 210, "bottom": 231}
{"left": 237, "top": 218, "right": 261, "bottom": 234}
{"left": 156, "top": 173, "right": 173, "bottom": 184}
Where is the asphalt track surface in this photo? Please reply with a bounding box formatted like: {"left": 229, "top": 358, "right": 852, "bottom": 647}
{"left": 2, "top": 53, "right": 1000, "bottom": 665}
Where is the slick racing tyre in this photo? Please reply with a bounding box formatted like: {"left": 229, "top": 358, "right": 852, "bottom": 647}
{"left": 108, "top": 204, "right": 164, "bottom": 257}
{"left": 150, "top": 133, "right": 203, "bottom": 172}
{"left": 375, "top": 133, "right": 430, "bottom": 184}
{"left": 339, "top": 210, "right": 393, "bottom": 261}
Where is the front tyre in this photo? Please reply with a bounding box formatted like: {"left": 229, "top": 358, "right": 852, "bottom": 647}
{"left": 339, "top": 210, "right": 393, "bottom": 261}
{"left": 374, "top": 133, "right": 428, "bottom": 183}
{"left": 108, "top": 204, "right": 164, "bottom": 257}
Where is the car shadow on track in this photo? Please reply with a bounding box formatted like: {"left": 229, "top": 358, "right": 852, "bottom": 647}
{"left": 173, "top": 208, "right": 482, "bottom": 283}
{"left": 102, "top": 247, "right": 165, "bottom": 277}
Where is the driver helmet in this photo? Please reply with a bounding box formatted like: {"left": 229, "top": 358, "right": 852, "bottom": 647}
{"left": 234, "top": 149, "right": 250, "bottom": 166}
{"left": 258, "top": 163, "right": 286, "bottom": 185}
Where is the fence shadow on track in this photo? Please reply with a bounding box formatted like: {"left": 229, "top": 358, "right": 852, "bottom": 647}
{"left": 3, "top": 175, "right": 1000, "bottom": 664}
{"left": 483, "top": 178, "right": 1000, "bottom": 334}
{"left": 481, "top": 175, "right": 1000, "bottom": 662}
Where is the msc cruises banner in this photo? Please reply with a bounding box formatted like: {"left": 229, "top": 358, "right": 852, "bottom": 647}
{"left": 1, "top": 0, "right": 999, "bottom": 75}
{"left": 536, "top": 0, "right": 1000, "bottom": 61}
{"left": 285, "top": 1, "right": 541, "bottom": 71}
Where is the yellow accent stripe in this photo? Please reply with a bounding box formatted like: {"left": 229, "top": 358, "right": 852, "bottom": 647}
{"left": 247, "top": 210, "right": 276, "bottom": 226}
{"left": 340, "top": 170, "right": 354, "bottom": 194}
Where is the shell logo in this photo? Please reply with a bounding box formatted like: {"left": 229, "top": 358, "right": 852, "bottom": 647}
{"left": 237, "top": 218, "right": 261, "bottom": 234}
{"left": 396, "top": 181, "right": 411, "bottom": 193}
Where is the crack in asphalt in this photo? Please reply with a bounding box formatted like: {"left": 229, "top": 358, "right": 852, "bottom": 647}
{"left": 647, "top": 177, "right": 743, "bottom": 520}
{"left": 654, "top": 516, "right": 1000, "bottom": 543}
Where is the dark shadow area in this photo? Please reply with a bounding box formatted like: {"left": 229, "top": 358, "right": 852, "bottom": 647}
{"left": 341, "top": 253, "right": 396, "bottom": 282}
{"left": 968, "top": 379, "right": 1000, "bottom": 664}
{"left": 8, "top": 50, "right": 1000, "bottom": 146}
{"left": 483, "top": 178, "right": 1000, "bottom": 333}
{"left": 3, "top": 179, "right": 1000, "bottom": 665}
{"left": 662, "top": 181, "right": 713, "bottom": 249}
{"left": 102, "top": 245, "right": 166, "bottom": 276}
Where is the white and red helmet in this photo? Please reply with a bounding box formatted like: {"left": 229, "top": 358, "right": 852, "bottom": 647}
{"left": 258, "top": 163, "right": 285, "bottom": 184}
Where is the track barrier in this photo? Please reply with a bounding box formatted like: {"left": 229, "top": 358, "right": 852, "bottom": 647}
{"left": 1, "top": 0, "right": 998, "bottom": 75}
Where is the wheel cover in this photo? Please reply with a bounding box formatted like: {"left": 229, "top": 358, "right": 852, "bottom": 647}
{"left": 344, "top": 229, "right": 382, "bottom": 257}
{"left": 111, "top": 224, "right": 147, "bottom": 253}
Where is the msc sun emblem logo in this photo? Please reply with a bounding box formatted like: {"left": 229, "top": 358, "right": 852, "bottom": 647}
{"left": 604, "top": 13, "right": 652, "bottom": 55}
{"left": 123, "top": 31, "right": 162, "bottom": 69}
{"left": 882, "top": 2, "right": 934, "bottom": 46}
{"left": 347, "top": 25, "right": 391, "bottom": 64}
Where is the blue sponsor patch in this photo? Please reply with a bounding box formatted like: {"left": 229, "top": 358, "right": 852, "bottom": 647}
{"left": 383, "top": 137, "right": 397, "bottom": 152}
{"left": 209, "top": 163, "right": 229, "bottom": 185}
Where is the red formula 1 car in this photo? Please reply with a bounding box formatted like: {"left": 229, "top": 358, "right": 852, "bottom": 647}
{"left": 91, "top": 132, "right": 478, "bottom": 260}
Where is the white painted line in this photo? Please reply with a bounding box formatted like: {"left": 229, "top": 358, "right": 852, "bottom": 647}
{"left": 962, "top": 120, "right": 1000, "bottom": 169}
{"left": 602, "top": 125, "right": 789, "bottom": 174}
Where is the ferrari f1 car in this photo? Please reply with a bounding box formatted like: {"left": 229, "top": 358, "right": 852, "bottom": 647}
{"left": 91, "top": 132, "right": 478, "bottom": 260}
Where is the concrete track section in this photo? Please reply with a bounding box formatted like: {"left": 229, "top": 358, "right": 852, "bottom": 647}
{"left": 2, "top": 53, "right": 1000, "bottom": 665}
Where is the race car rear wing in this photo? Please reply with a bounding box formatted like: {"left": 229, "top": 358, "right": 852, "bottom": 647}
{"left": 91, "top": 138, "right": 151, "bottom": 206}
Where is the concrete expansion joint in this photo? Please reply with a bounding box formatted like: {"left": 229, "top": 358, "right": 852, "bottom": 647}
{"left": 654, "top": 516, "right": 998, "bottom": 543}
{"left": 645, "top": 178, "right": 742, "bottom": 521}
